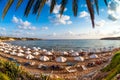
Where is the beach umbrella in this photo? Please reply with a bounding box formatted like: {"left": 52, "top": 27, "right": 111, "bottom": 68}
{"left": 0, "top": 48, "right": 4, "bottom": 51}
{"left": 69, "top": 49, "right": 74, "bottom": 53}
{"left": 4, "top": 50, "right": 9, "bottom": 54}
{"left": 33, "top": 52, "right": 40, "bottom": 56}
{"left": 10, "top": 51, "right": 17, "bottom": 55}
{"left": 8, "top": 48, "right": 12, "bottom": 51}
{"left": 25, "top": 50, "right": 31, "bottom": 54}
{"left": 61, "top": 51, "right": 68, "bottom": 56}
{"left": 26, "top": 54, "right": 34, "bottom": 59}
{"left": 19, "top": 49, "right": 24, "bottom": 53}
{"left": 74, "top": 56, "right": 84, "bottom": 61}
{"left": 56, "top": 56, "right": 67, "bottom": 62}
{"left": 90, "top": 54, "right": 98, "bottom": 58}
{"left": 23, "top": 46, "right": 26, "bottom": 49}
{"left": 42, "top": 49, "right": 47, "bottom": 52}
{"left": 45, "top": 51, "right": 53, "bottom": 55}
{"left": 17, "top": 53, "right": 24, "bottom": 57}
{"left": 71, "top": 52, "right": 79, "bottom": 56}
{"left": 17, "top": 46, "right": 21, "bottom": 49}
{"left": 37, "top": 47, "right": 41, "bottom": 50}
{"left": 26, "top": 48, "right": 31, "bottom": 51}
{"left": 40, "top": 56, "right": 49, "bottom": 61}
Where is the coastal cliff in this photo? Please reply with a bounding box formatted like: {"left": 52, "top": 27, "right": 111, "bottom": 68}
{"left": 101, "top": 37, "right": 120, "bottom": 40}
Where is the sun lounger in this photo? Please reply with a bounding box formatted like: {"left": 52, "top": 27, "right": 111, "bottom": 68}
{"left": 66, "top": 62, "right": 77, "bottom": 66}
{"left": 81, "top": 65, "right": 87, "bottom": 70}
{"left": 65, "top": 67, "right": 77, "bottom": 73}
{"left": 24, "top": 62, "right": 30, "bottom": 66}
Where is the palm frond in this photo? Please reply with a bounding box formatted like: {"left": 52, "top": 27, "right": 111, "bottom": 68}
{"left": 104, "top": 0, "right": 108, "bottom": 6}
{"left": 16, "top": 0, "right": 23, "bottom": 10}
{"left": 50, "top": 0, "right": 56, "bottom": 13}
{"left": 37, "top": 0, "right": 47, "bottom": 19}
{"left": 94, "top": 0, "right": 99, "bottom": 15}
{"left": 32, "top": 0, "right": 41, "bottom": 14}
{"left": 2, "top": 0, "right": 14, "bottom": 19}
{"left": 72, "top": 0, "right": 78, "bottom": 16}
{"left": 60, "top": 0, "right": 68, "bottom": 17}
{"left": 86, "top": 0, "right": 95, "bottom": 28}
{"left": 24, "top": 0, "right": 35, "bottom": 17}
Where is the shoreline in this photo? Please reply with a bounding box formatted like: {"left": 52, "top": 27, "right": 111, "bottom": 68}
{"left": 0, "top": 42, "right": 118, "bottom": 79}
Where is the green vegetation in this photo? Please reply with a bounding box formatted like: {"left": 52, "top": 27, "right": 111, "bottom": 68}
{"left": 0, "top": 72, "right": 10, "bottom": 80}
{"left": 101, "top": 51, "right": 120, "bottom": 80}
{"left": 0, "top": 59, "right": 63, "bottom": 80}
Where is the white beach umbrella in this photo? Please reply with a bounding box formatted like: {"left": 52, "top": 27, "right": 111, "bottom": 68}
{"left": 13, "top": 49, "right": 17, "bottom": 52}
{"left": 42, "top": 49, "right": 47, "bottom": 52}
{"left": 33, "top": 52, "right": 40, "bottom": 56}
{"left": 71, "top": 52, "right": 79, "bottom": 56}
{"left": 17, "top": 53, "right": 24, "bottom": 57}
{"left": 90, "top": 54, "right": 98, "bottom": 59}
{"left": 26, "top": 48, "right": 31, "bottom": 51}
{"left": 4, "top": 50, "right": 9, "bottom": 54}
{"left": 19, "top": 49, "right": 24, "bottom": 53}
{"left": 26, "top": 54, "right": 34, "bottom": 59}
{"left": 0, "top": 48, "right": 4, "bottom": 51}
{"left": 10, "top": 51, "right": 17, "bottom": 55}
{"left": 17, "top": 46, "right": 21, "bottom": 49}
{"left": 56, "top": 56, "right": 67, "bottom": 62}
{"left": 40, "top": 56, "right": 49, "bottom": 61}
{"left": 25, "top": 50, "right": 31, "bottom": 54}
{"left": 4, "top": 50, "right": 10, "bottom": 53}
{"left": 45, "top": 51, "right": 53, "bottom": 55}
{"left": 69, "top": 49, "right": 74, "bottom": 53}
{"left": 74, "top": 56, "right": 84, "bottom": 61}
{"left": 61, "top": 51, "right": 68, "bottom": 56}
{"left": 23, "top": 46, "right": 26, "bottom": 49}
{"left": 8, "top": 48, "right": 12, "bottom": 51}
{"left": 37, "top": 47, "right": 41, "bottom": 50}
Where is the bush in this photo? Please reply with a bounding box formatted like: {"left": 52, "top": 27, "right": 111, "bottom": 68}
{"left": 0, "top": 72, "right": 10, "bottom": 80}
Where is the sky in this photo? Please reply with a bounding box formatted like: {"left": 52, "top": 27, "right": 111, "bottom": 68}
{"left": 0, "top": 0, "right": 120, "bottom": 39}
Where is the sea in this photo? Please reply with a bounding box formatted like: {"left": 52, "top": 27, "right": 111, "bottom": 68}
{"left": 6, "top": 39, "right": 120, "bottom": 51}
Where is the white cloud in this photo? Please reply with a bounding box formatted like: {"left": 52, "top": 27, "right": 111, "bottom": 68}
{"left": 12, "top": 16, "right": 19, "bottom": 23}
{"left": 95, "top": 20, "right": 105, "bottom": 27}
{"left": 108, "top": 0, "right": 120, "bottom": 21}
{"left": 0, "top": 27, "right": 6, "bottom": 31}
{"left": 67, "top": 21, "right": 72, "bottom": 24}
{"left": 66, "top": 31, "right": 75, "bottom": 36}
{"left": 108, "top": 14, "right": 118, "bottom": 21}
{"left": 49, "top": 14, "right": 72, "bottom": 25}
{"left": 19, "top": 19, "right": 31, "bottom": 27}
{"left": 79, "top": 11, "right": 89, "bottom": 18}
{"left": 12, "top": 16, "right": 36, "bottom": 30}
{"left": 41, "top": 27, "right": 48, "bottom": 30}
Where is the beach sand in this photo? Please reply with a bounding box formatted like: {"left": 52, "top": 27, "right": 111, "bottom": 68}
{"left": 0, "top": 48, "right": 116, "bottom": 80}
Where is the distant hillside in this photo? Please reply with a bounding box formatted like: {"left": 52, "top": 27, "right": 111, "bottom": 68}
{"left": 101, "top": 37, "right": 120, "bottom": 40}
{"left": 0, "top": 36, "right": 42, "bottom": 41}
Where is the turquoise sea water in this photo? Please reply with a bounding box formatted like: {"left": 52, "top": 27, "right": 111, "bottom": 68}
{"left": 6, "top": 39, "right": 120, "bottom": 51}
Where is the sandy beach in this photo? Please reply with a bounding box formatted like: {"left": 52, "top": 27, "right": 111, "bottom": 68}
{"left": 0, "top": 42, "right": 118, "bottom": 80}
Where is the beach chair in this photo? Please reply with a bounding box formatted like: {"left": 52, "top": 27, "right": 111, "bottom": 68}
{"left": 81, "top": 65, "right": 87, "bottom": 70}
{"left": 65, "top": 67, "right": 77, "bottom": 73}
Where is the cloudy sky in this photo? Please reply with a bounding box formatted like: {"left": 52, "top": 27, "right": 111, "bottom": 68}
{"left": 0, "top": 0, "right": 120, "bottom": 39}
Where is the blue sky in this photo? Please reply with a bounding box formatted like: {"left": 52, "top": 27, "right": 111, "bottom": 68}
{"left": 0, "top": 0, "right": 120, "bottom": 39}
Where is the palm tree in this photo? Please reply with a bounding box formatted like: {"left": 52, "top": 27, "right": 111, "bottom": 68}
{"left": 1, "top": 0, "right": 108, "bottom": 28}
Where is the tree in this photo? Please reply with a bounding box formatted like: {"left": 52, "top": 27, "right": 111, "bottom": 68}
{"left": 1, "top": 0, "right": 108, "bottom": 28}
